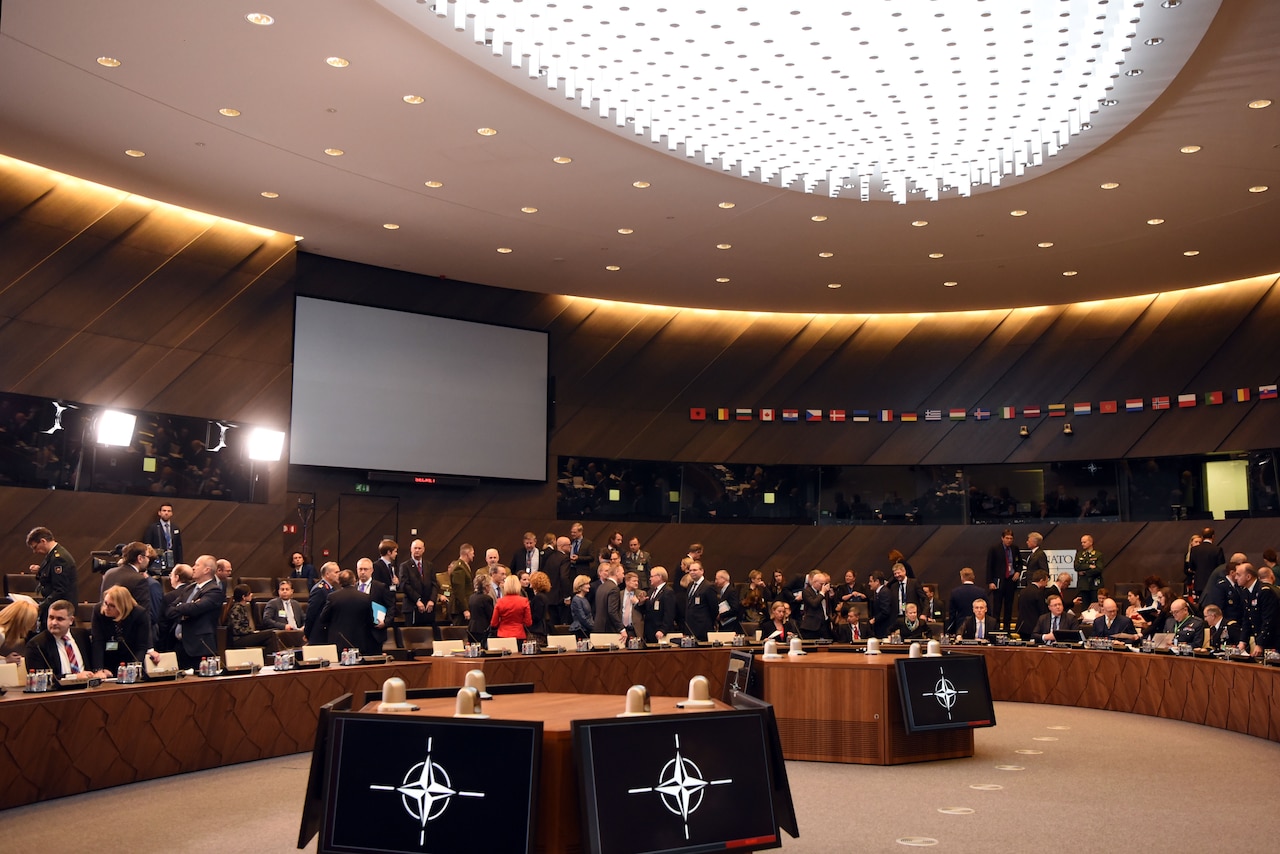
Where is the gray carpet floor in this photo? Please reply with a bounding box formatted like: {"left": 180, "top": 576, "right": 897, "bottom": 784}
{"left": 5, "top": 701, "right": 1279, "bottom": 853}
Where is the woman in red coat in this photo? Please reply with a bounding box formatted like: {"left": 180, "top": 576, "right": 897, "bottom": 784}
{"left": 490, "top": 574, "right": 532, "bottom": 639}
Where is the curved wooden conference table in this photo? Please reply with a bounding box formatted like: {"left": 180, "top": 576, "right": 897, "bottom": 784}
{"left": 2, "top": 643, "right": 1277, "bottom": 809}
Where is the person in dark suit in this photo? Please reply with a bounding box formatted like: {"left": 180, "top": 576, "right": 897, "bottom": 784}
{"left": 544, "top": 537, "right": 574, "bottom": 626}
{"left": 1187, "top": 527, "right": 1225, "bottom": 600}
{"left": 567, "top": 522, "right": 593, "bottom": 579}
{"left": 888, "top": 563, "right": 926, "bottom": 619}
{"left": 985, "top": 529, "right": 1022, "bottom": 630}
{"left": 1048, "top": 572, "right": 1082, "bottom": 614}
{"left": 142, "top": 503, "right": 183, "bottom": 575}
{"left": 304, "top": 562, "right": 340, "bottom": 644}
{"left": 510, "top": 531, "right": 543, "bottom": 578}
{"left": 399, "top": 538, "right": 438, "bottom": 629}
{"left": 261, "top": 578, "right": 306, "bottom": 631}
{"left": 371, "top": 539, "right": 399, "bottom": 592}
{"left": 156, "top": 564, "right": 193, "bottom": 652}
{"left": 713, "top": 570, "right": 743, "bottom": 633}
{"left": 1200, "top": 604, "right": 1242, "bottom": 650}
{"left": 355, "top": 558, "right": 395, "bottom": 647}
{"left": 892, "top": 603, "right": 931, "bottom": 640}
{"left": 640, "top": 567, "right": 676, "bottom": 643}
{"left": 1092, "top": 598, "right": 1136, "bottom": 640}
{"left": 831, "top": 602, "right": 870, "bottom": 642}
{"left": 867, "top": 571, "right": 896, "bottom": 640}
{"left": 166, "top": 554, "right": 227, "bottom": 670}
{"left": 1023, "top": 532, "right": 1049, "bottom": 583}
{"left": 1237, "top": 563, "right": 1279, "bottom": 652}
{"left": 1033, "top": 594, "right": 1080, "bottom": 643}
{"left": 101, "top": 541, "right": 157, "bottom": 622}
{"left": 958, "top": 599, "right": 999, "bottom": 641}
{"left": 24, "top": 599, "right": 92, "bottom": 679}
{"left": 1016, "top": 570, "right": 1051, "bottom": 638}
{"left": 1201, "top": 553, "right": 1244, "bottom": 614}
{"left": 593, "top": 566, "right": 623, "bottom": 633}
{"left": 947, "top": 568, "right": 988, "bottom": 634}
{"left": 681, "top": 562, "right": 718, "bottom": 641}
{"left": 26, "top": 526, "right": 77, "bottom": 631}
{"left": 921, "top": 583, "right": 945, "bottom": 626}
{"left": 90, "top": 585, "right": 153, "bottom": 674}
{"left": 799, "top": 571, "right": 834, "bottom": 639}
{"left": 318, "top": 570, "right": 380, "bottom": 656}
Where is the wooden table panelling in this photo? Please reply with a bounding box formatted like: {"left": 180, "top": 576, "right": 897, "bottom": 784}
{"left": 0, "top": 661, "right": 434, "bottom": 809}
{"left": 754, "top": 652, "right": 974, "bottom": 765}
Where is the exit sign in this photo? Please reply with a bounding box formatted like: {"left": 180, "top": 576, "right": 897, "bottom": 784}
{"left": 355, "top": 483, "right": 370, "bottom": 493}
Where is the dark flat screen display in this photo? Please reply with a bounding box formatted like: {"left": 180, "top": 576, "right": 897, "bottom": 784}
{"left": 573, "top": 710, "right": 781, "bottom": 854}
{"left": 895, "top": 654, "right": 997, "bottom": 732}
{"left": 320, "top": 713, "right": 541, "bottom": 854}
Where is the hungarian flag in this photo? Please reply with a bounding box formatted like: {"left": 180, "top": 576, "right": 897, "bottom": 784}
{"left": 689, "top": 407, "right": 706, "bottom": 421}
{"left": 879, "top": 409, "right": 894, "bottom": 422}
{"left": 805, "top": 409, "right": 823, "bottom": 422}
{"left": 1048, "top": 404, "right": 1067, "bottom": 417}
{"left": 1177, "top": 393, "right": 1196, "bottom": 408}
{"left": 1099, "top": 400, "right": 1118, "bottom": 414}
{"left": 782, "top": 409, "right": 800, "bottom": 422}
{"left": 899, "top": 412, "right": 918, "bottom": 422}
{"left": 1126, "top": 399, "right": 1144, "bottom": 412}
{"left": 735, "top": 408, "right": 753, "bottom": 421}
{"left": 1235, "top": 388, "right": 1251, "bottom": 403}
{"left": 1023, "top": 406, "right": 1042, "bottom": 418}
{"left": 1000, "top": 406, "right": 1016, "bottom": 420}
{"left": 828, "top": 409, "right": 846, "bottom": 422}
{"left": 949, "top": 408, "right": 966, "bottom": 421}
{"left": 1152, "top": 396, "right": 1171, "bottom": 410}
{"left": 1260, "top": 384, "right": 1277, "bottom": 400}
{"left": 759, "top": 408, "right": 776, "bottom": 421}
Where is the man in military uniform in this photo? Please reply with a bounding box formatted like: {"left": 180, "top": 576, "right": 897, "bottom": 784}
{"left": 26, "top": 526, "right": 77, "bottom": 628}
{"left": 1075, "top": 534, "right": 1104, "bottom": 607}
{"left": 448, "top": 543, "right": 475, "bottom": 625}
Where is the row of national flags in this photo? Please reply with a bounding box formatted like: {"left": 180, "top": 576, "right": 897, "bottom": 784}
{"left": 688, "top": 384, "right": 1278, "bottom": 422}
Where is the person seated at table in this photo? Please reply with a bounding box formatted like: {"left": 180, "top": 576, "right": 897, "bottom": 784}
{"left": 1093, "top": 598, "right": 1137, "bottom": 641}
{"left": 491, "top": 574, "right": 532, "bottom": 640}
{"left": 958, "top": 599, "right": 999, "bottom": 642}
{"left": 921, "top": 583, "right": 945, "bottom": 625}
{"left": 23, "top": 599, "right": 91, "bottom": 679}
{"left": 1167, "top": 598, "right": 1205, "bottom": 645}
{"left": 1132, "top": 586, "right": 1173, "bottom": 640}
{"left": 1080, "top": 588, "right": 1108, "bottom": 624}
{"left": 225, "top": 585, "right": 277, "bottom": 651}
{"left": 569, "top": 574, "right": 594, "bottom": 638}
{"left": 892, "top": 602, "right": 931, "bottom": 640}
{"left": 467, "top": 572, "right": 495, "bottom": 644}
{"left": 831, "top": 601, "right": 868, "bottom": 643}
{"left": 90, "top": 585, "right": 154, "bottom": 674}
{"left": 759, "top": 600, "right": 801, "bottom": 644}
{"left": 1034, "top": 594, "right": 1080, "bottom": 643}
{"left": 0, "top": 596, "right": 38, "bottom": 664}
{"left": 261, "top": 578, "right": 305, "bottom": 631}
{"left": 1199, "top": 604, "right": 1243, "bottom": 651}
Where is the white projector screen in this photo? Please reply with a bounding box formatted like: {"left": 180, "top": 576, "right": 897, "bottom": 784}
{"left": 290, "top": 296, "right": 548, "bottom": 481}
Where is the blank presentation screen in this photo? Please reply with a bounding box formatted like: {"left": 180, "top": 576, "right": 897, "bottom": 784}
{"left": 291, "top": 296, "right": 548, "bottom": 481}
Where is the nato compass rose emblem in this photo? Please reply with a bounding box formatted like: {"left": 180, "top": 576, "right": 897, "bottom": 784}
{"left": 370, "top": 737, "right": 485, "bottom": 847}
{"left": 922, "top": 664, "right": 968, "bottom": 721}
{"left": 628, "top": 733, "right": 733, "bottom": 840}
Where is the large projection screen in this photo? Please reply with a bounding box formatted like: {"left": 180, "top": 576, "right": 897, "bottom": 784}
{"left": 291, "top": 296, "right": 548, "bottom": 481}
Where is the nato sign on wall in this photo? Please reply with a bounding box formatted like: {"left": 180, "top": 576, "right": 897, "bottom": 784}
{"left": 291, "top": 296, "right": 549, "bottom": 481}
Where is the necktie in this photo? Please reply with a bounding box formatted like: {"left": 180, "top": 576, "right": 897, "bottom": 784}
{"left": 360, "top": 582, "right": 368, "bottom": 593}
{"left": 63, "top": 637, "right": 81, "bottom": 673}
{"left": 285, "top": 601, "right": 297, "bottom": 629}
{"left": 1052, "top": 616, "right": 1059, "bottom": 632}
{"left": 416, "top": 561, "right": 423, "bottom": 578}
{"left": 176, "top": 584, "right": 199, "bottom": 638}
{"left": 852, "top": 621, "right": 860, "bottom": 640}
{"left": 977, "top": 621, "right": 984, "bottom": 639}
{"left": 899, "top": 586, "right": 905, "bottom": 613}
{"left": 163, "top": 522, "right": 172, "bottom": 548}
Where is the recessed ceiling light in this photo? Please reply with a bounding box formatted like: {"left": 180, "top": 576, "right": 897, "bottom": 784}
{"left": 1037, "top": 242, "right": 1055, "bottom": 248}
{"left": 1100, "top": 99, "right": 1119, "bottom": 107}
{"left": 943, "top": 281, "right": 959, "bottom": 288}
{"left": 1062, "top": 270, "right": 1078, "bottom": 277}
{"left": 1183, "top": 250, "right": 1200, "bottom": 256}
{"left": 1248, "top": 99, "right": 1272, "bottom": 109}
{"left": 1161, "top": 1, "right": 1181, "bottom": 8}
{"left": 928, "top": 253, "right": 945, "bottom": 259}
{"left": 245, "top": 13, "right": 274, "bottom": 26}
{"left": 124, "top": 149, "right": 145, "bottom": 158}
{"left": 605, "top": 265, "right": 621, "bottom": 272}
{"left": 911, "top": 220, "right": 929, "bottom": 227}
{"left": 1010, "top": 209, "right": 1028, "bottom": 217}
{"left": 496, "top": 247, "right": 513, "bottom": 254}
{"left": 715, "top": 277, "right": 731, "bottom": 283}
{"left": 1124, "top": 68, "right": 1143, "bottom": 77}
{"left": 96, "top": 57, "right": 121, "bottom": 68}
{"left": 716, "top": 244, "right": 732, "bottom": 250}
{"left": 1147, "top": 218, "right": 1165, "bottom": 225}
{"left": 617, "top": 228, "right": 634, "bottom": 235}
{"left": 403, "top": 95, "right": 425, "bottom": 105}
{"left": 324, "top": 148, "right": 344, "bottom": 156}
{"left": 1180, "top": 145, "right": 1201, "bottom": 153}
{"left": 520, "top": 206, "right": 538, "bottom": 214}
{"left": 219, "top": 108, "right": 241, "bottom": 117}
{"left": 476, "top": 127, "right": 498, "bottom": 136}
{"left": 326, "top": 57, "right": 349, "bottom": 68}
{"left": 424, "top": 180, "right": 443, "bottom": 188}
{"left": 1080, "top": 122, "right": 1093, "bottom": 131}
{"left": 811, "top": 215, "right": 828, "bottom": 222}
{"left": 382, "top": 223, "right": 400, "bottom": 230}
{"left": 553, "top": 156, "right": 573, "bottom": 164}
{"left": 1100, "top": 182, "right": 1120, "bottom": 190}
{"left": 1144, "top": 37, "right": 1164, "bottom": 46}
{"left": 632, "top": 181, "right": 651, "bottom": 189}
{"left": 827, "top": 283, "right": 842, "bottom": 289}
{"left": 1248, "top": 185, "right": 1269, "bottom": 193}
{"left": 718, "top": 202, "right": 736, "bottom": 209}
{"left": 819, "top": 251, "right": 835, "bottom": 258}
{"left": 260, "top": 191, "right": 279, "bottom": 199}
